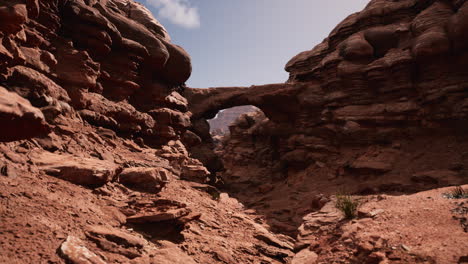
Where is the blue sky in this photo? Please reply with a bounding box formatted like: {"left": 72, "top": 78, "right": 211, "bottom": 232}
{"left": 137, "top": 0, "right": 369, "bottom": 88}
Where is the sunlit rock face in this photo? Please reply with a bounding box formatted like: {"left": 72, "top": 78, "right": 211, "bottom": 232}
{"left": 0, "top": 0, "right": 193, "bottom": 146}
{"left": 185, "top": 0, "right": 468, "bottom": 234}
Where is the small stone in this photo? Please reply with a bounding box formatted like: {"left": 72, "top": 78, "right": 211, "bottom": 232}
{"left": 359, "top": 241, "right": 375, "bottom": 252}
{"left": 369, "top": 209, "right": 384, "bottom": 217}
{"left": 0, "top": 164, "right": 17, "bottom": 178}
{"left": 401, "top": 244, "right": 410, "bottom": 252}
{"left": 358, "top": 208, "right": 385, "bottom": 218}
{"left": 291, "top": 248, "right": 318, "bottom": 264}
{"left": 368, "top": 251, "right": 387, "bottom": 262}
{"left": 59, "top": 236, "right": 106, "bottom": 264}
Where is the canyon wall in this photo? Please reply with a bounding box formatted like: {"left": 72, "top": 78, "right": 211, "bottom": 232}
{"left": 188, "top": 0, "right": 468, "bottom": 240}
{"left": 0, "top": 0, "right": 212, "bottom": 181}
{"left": 0, "top": 0, "right": 195, "bottom": 146}
{"left": 0, "top": 1, "right": 301, "bottom": 263}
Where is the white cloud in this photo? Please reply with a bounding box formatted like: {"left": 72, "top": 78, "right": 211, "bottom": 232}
{"left": 147, "top": 0, "right": 200, "bottom": 29}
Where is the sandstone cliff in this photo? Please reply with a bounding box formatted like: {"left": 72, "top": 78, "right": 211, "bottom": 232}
{"left": 0, "top": 0, "right": 298, "bottom": 263}
{"left": 186, "top": 0, "right": 468, "bottom": 262}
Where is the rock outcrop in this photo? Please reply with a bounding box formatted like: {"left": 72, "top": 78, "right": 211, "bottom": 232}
{"left": 189, "top": 0, "right": 468, "bottom": 196}
{"left": 185, "top": 1, "right": 468, "bottom": 262}
{"left": 0, "top": 1, "right": 299, "bottom": 263}
{"left": 1, "top": 0, "right": 194, "bottom": 147}
{"left": 0, "top": 86, "right": 50, "bottom": 141}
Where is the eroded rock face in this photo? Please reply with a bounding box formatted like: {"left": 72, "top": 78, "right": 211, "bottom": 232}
{"left": 0, "top": 2, "right": 233, "bottom": 261}
{"left": 118, "top": 167, "right": 171, "bottom": 191}
{"left": 0, "top": 0, "right": 192, "bottom": 146}
{"left": 189, "top": 0, "right": 468, "bottom": 183}
{"left": 0, "top": 1, "right": 305, "bottom": 264}
{"left": 0, "top": 86, "right": 50, "bottom": 141}
{"left": 189, "top": 0, "right": 468, "bottom": 251}
{"left": 59, "top": 236, "right": 107, "bottom": 264}
{"left": 31, "top": 150, "right": 121, "bottom": 186}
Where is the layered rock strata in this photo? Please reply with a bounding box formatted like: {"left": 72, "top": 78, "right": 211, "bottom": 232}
{"left": 186, "top": 0, "right": 468, "bottom": 255}
{"left": 0, "top": 0, "right": 195, "bottom": 147}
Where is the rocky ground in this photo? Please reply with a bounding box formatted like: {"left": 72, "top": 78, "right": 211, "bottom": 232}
{"left": 0, "top": 0, "right": 467, "bottom": 263}
{"left": 0, "top": 129, "right": 297, "bottom": 264}
{"left": 1, "top": 144, "right": 466, "bottom": 263}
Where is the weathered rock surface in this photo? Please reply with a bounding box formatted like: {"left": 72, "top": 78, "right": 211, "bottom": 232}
{"left": 85, "top": 225, "right": 146, "bottom": 259}
{"left": 59, "top": 236, "right": 106, "bottom": 264}
{"left": 148, "top": 243, "right": 197, "bottom": 264}
{"left": 118, "top": 167, "right": 171, "bottom": 191}
{"left": 0, "top": 0, "right": 300, "bottom": 263}
{"left": 185, "top": 0, "right": 468, "bottom": 231}
{"left": 0, "top": 0, "right": 193, "bottom": 147}
{"left": 0, "top": 86, "right": 50, "bottom": 141}
{"left": 290, "top": 248, "right": 318, "bottom": 264}
{"left": 31, "top": 151, "right": 121, "bottom": 186}
{"left": 181, "top": 1, "right": 468, "bottom": 262}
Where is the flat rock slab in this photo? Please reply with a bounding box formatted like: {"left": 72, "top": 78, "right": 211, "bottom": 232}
{"left": 85, "top": 225, "right": 146, "bottom": 259}
{"left": 237, "top": 213, "right": 294, "bottom": 251}
{"left": 350, "top": 160, "right": 393, "bottom": 173}
{"left": 118, "top": 167, "right": 171, "bottom": 190}
{"left": 31, "top": 151, "right": 121, "bottom": 186}
{"left": 59, "top": 236, "right": 106, "bottom": 264}
{"left": 181, "top": 164, "right": 210, "bottom": 182}
{"left": 85, "top": 225, "right": 146, "bottom": 249}
{"left": 127, "top": 207, "right": 190, "bottom": 223}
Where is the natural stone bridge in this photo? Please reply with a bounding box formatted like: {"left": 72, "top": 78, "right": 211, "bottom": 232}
{"left": 183, "top": 82, "right": 316, "bottom": 174}
{"left": 184, "top": 83, "right": 308, "bottom": 123}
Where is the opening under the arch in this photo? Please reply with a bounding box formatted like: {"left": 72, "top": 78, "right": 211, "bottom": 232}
{"left": 208, "top": 105, "right": 260, "bottom": 136}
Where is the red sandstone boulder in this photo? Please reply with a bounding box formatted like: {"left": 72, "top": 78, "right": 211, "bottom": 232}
{"left": 31, "top": 151, "right": 121, "bottom": 186}
{"left": 118, "top": 167, "right": 172, "bottom": 191}
{"left": 160, "top": 41, "right": 192, "bottom": 85}
{"left": 85, "top": 225, "right": 146, "bottom": 259}
{"left": 339, "top": 34, "right": 374, "bottom": 61}
{"left": 0, "top": 86, "right": 50, "bottom": 141}
{"left": 0, "top": 1, "right": 28, "bottom": 35}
